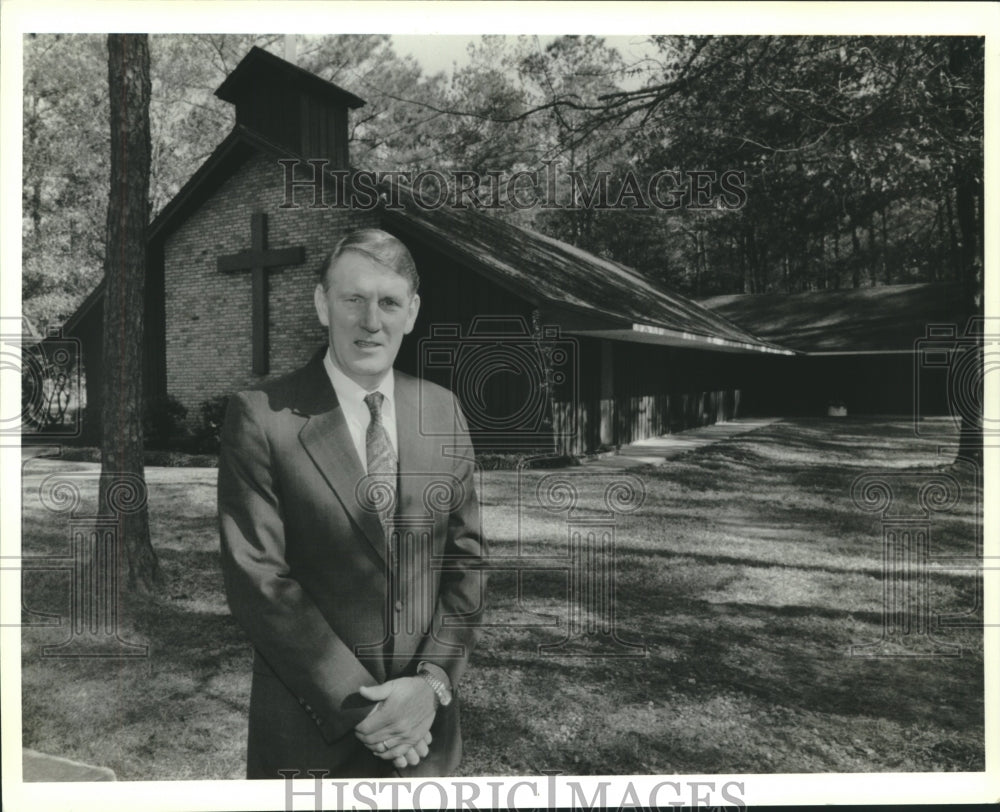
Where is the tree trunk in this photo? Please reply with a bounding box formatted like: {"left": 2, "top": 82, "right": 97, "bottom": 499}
{"left": 880, "top": 205, "right": 891, "bottom": 285}
{"left": 27, "top": 96, "right": 43, "bottom": 251}
{"left": 866, "top": 217, "right": 878, "bottom": 287}
{"left": 99, "top": 34, "right": 162, "bottom": 592}
{"left": 948, "top": 38, "right": 984, "bottom": 467}
{"left": 744, "top": 227, "right": 757, "bottom": 294}
{"left": 734, "top": 235, "right": 746, "bottom": 294}
{"left": 818, "top": 233, "right": 826, "bottom": 290}
{"left": 850, "top": 221, "right": 861, "bottom": 288}
{"left": 758, "top": 236, "right": 769, "bottom": 292}
{"left": 944, "top": 191, "right": 960, "bottom": 281}
{"left": 696, "top": 229, "right": 707, "bottom": 297}
{"left": 953, "top": 171, "right": 983, "bottom": 468}
{"left": 953, "top": 172, "right": 980, "bottom": 310}
{"left": 831, "top": 219, "right": 841, "bottom": 289}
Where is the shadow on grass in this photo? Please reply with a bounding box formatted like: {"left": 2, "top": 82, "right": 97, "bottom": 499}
{"left": 19, "top": 417, "right": 985, "bottom": 778}
{"left": 629, "top": 545, "right": 982, "bottom": 589}
{"left": 461, "top": 582, "right": 983, "bottom": 774}
{"left": 20, "top": 546, "right": 251, "bottom": 780}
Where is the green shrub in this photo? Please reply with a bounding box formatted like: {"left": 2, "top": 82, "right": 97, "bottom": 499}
{"left": 475, "top": 451, "right": 579, "bottom": 470}
{"left": 192, "top": 395, "right": 231, "bottom": 453}
{"left": 143, "top": 395, "right": 188, "bottom": 449}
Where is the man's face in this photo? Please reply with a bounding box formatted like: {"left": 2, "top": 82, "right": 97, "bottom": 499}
{"left": 314, "top": 250, "right": 420, "bottom": 390}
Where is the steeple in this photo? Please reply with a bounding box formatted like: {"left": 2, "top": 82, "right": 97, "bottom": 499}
{"left": 214, "top": 45, "right": 365, "bottom": 170}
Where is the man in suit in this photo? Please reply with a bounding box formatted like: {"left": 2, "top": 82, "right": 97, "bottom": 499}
{"left": 218, "top": 228, "right": 487, "bottom": 779}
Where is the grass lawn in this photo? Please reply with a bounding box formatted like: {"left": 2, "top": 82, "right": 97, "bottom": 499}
{"left": 19, "top": 417, "right": 983, "bottom": 779}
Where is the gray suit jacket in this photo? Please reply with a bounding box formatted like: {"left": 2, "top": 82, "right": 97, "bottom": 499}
{"left": 218, "top": 348, "right": 487, "bottom": 778}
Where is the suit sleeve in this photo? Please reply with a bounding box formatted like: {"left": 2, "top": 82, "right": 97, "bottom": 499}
{"left": 218, "top": 391, "right": 378, "bottom": 743}
{"left": 414, "top": 394, "right": 488, "bottom": 687}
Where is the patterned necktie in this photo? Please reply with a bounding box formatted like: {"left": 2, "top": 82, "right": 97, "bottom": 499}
{"left": 364, "top": 391, "right": 397, "bottom": 526}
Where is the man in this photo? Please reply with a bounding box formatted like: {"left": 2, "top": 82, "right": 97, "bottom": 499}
{"left": 218, "top": 228, "right": 487, "bottom": 779}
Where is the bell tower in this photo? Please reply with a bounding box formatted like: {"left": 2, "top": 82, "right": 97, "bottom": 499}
{"left": 214, "top": 45, "right": 365, "bottom": 170}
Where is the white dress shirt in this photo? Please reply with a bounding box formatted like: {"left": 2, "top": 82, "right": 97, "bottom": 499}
{"left": 323, "top": 349, "right": 398, "bottom": 472}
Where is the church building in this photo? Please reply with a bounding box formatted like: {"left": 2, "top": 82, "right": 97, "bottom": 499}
{"left": 63, "top": 46, "right": 794, "bottom": 456}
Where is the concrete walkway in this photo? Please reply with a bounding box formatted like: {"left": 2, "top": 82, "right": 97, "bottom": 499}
{"left": 22, "top": 749, "right": 116, "bottom": 781}
{"left": 580, "top": 417, "right": 783, "bottom": 470}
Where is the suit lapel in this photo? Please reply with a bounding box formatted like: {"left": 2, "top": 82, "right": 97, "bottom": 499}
{"left": 297, "top": 357, "right": 387, "bottom": 564}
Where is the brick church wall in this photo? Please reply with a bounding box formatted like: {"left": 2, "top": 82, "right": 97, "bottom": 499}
{"left": 164, "top": 153, "right": 376, "bottom": 426}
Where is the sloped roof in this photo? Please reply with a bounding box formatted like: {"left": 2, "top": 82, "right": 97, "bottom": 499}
{"left": 148, "top": 125, "right": 282, "bottom": 244}
{"left": 381, "top": 187, "right": 783, "bottom": 352}
{"left": 215, "top": 46, "right": 365, "bottom": 109}
{"left": 62, "top": 280, "right": 105, "bottom": 336}
{"left": 63, "top": 125, "right": 278, "bottom": 337}
{"left": 21, "top": 315, "right": 42, "bottom": 344}
{"left": 699, "top": 283, "right": 973, "bottom": 354}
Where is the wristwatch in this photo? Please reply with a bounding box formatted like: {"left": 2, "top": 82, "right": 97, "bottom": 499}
{"left": 416, "top": 661, "right": 453, "bottom": 709}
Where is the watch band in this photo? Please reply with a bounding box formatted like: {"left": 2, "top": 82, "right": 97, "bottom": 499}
{"left": 416, "top": 663, "right": 452, "bottom": 708}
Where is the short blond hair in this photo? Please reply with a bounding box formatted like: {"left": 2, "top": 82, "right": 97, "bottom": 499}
{"left": 319, "top": 228, "right": 419, "bottom": 293}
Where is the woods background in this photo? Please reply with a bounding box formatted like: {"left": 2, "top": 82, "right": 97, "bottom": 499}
{"left": 10, "top": 25, "right": 992, "bottom": 790}
{"left": 23, "top": 34, "right": 984, "bottom": 333}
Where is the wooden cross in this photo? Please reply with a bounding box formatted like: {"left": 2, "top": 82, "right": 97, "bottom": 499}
{"left": 218, "top": 212, "right": 305, "bottom": 374}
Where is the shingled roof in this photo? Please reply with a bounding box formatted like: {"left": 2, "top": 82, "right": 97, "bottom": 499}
{"left": 215, "top": 45, "right": 366, "bottom": 110}
{"left": 700, "top": 283, "right": 972, "bottom": 354}
{"left": 381, "top": 185, "right": 788, "bottom": 354}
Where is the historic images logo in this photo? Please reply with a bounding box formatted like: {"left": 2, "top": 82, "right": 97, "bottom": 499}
{"left": 504, "top": 470, "right": 647, "bottom": 657}
{"left": 12, "top": 471, "right": 149, "bottom": 658}
{"left": 850, "top": 472, "right": 965, "bottom": 658}
{"left": 278, "top": 158, "right": 748, "bottom": 212}
{"left": 2, "top": 321, "right": 135, "bottom": 655}
{"left": 281, "top": 772, "right": 747, "bottom": 811}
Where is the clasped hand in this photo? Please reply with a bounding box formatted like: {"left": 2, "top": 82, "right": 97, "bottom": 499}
{"left": 355, "top": 677, "right": 437, "bottom": 770}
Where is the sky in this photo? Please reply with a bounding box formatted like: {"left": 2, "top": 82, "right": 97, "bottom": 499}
{"left": 391, "top": 35, "right": 484, "bottom": 76}
{"left": 391, "top": 34, "right": 657, "bottom": 89}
